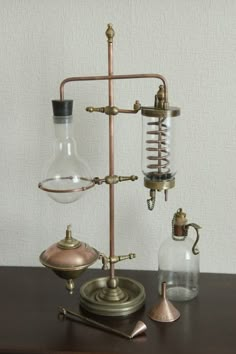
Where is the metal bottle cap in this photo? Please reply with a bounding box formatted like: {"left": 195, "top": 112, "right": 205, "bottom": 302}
{"left": 173, "top": 208, "right": 188, "bottom": 237}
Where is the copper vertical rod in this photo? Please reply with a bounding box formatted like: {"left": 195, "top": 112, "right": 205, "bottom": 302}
{"left": 59, "top": 73, "right": 168, "bottom": 102}
{"left": 108, "top": 27, "right": 115, "bottom": 279}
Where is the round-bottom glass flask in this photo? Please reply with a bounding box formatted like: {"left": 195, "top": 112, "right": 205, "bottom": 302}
{"left": 39, "top": 100, "right": 94, "bottom": 203}
{"left": 158, "top": 208, "right": 201, "bottom": 301}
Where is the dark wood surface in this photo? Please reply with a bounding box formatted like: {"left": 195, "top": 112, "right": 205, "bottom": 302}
{"left": 0, "top": 267, "right": 236, "bottom": 354}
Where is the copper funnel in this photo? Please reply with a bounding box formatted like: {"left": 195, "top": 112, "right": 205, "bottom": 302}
{"left": 148, "top": 282, "right": 180, "bottom": 322}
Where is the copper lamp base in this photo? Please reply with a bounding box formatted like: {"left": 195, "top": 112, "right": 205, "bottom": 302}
{"left": 80, "top": 276, "right": 145, "bottom": 317}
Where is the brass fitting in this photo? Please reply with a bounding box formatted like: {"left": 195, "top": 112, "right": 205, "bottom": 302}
{"left": 147, "top": 189, "right": 156, "bottom": 211}
{"left": 154, "top": 85, "right": 169, "bottom": 109}
{"left": 86, "top": 106, "right": 119, "bottom": 115}
{"left": 94, "top": 175, "right": 138, "bottom": 185}
{"left": 66, "top": 279, "right": 75, "bottom": 295}
{"left": 57, "top": 224, "right": 80, "bottom": 249}
{"left": 133, "top": 100, "right": 141, "bottom": 111}
{"left": 145, "top": 179, "right": 175, "bottom": 210}
{"left": 144, "top": 177, "right": 175, "bottom": 191}
{"left": 100, "top": 253, "right": 136, "bottom": 270}
{"left": 105, "top": 23, "right": 115, "bottom": 43}
{"left": 86, "top": 106, "right": 105, "bottom": 113}
{"left": 86, "top": 100, "right": 141, "bottom": 116}
{"left": 105, "top": 175, "right": 138, "bottom": 184}
{"left": 105, "top": 175, "right": 119, "bottom": 184}
{"left": 105, "top": 106, "right": 119, "bottom": 115}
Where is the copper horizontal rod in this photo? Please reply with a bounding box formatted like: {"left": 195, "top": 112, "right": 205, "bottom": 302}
{"left": 59, "top": 73, "right": 168, "bottom": 102}
{"left": 118, "top": 108, "right": 140, "bottom": 114}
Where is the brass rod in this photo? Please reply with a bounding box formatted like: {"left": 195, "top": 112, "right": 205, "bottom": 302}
{"left": 108, "top": 35, "right": 115, "bottom": 279}
{"left": 59, "top": 73, "right": 168, "bottom": 102}
{"left": 58, "top": 306, "right": 131, "bottom": 339}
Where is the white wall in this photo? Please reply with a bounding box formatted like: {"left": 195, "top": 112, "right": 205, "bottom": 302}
{"left": 0, "top": 0, "right": 235, "bottom": 273}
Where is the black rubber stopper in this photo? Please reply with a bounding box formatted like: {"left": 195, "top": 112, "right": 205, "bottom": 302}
{"left": 52, "top": 100, "right": 73, "bottom": 116}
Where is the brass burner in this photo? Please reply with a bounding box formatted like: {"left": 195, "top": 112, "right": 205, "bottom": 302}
{"left": 96, "top": 286, "right": 129, "bottom": 302}
{"left": 80, "top": 277, "right": 145, "bottom": 316}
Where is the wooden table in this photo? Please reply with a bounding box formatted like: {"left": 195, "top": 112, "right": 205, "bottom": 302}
{"left": 0, "top": 267, "right": 235, "bottom": 354}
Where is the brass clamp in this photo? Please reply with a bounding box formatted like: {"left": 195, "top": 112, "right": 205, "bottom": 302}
{"left": 86, "top": 100, "right": 141, "bottom": 116}
{"left": 185, "top": 223, "right": 201, "bottom": 255}
{"left": 94, "top": 175, "right": 138, "bottom": 185}
{"left": 100, "top": 253, "right": 136, "bottom": 270}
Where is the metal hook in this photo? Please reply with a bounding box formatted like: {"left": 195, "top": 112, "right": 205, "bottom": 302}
{"left": 99, "top": 253, "right": 109, "bottom": 270}
{"left": 185, "top": 223, "right": 201, "bottom": 255}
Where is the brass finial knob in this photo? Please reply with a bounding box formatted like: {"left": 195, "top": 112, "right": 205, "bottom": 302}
{"left": 155, "top": 85, "right": 165, "bottom": 109}
{"left": 57, "top": 224, "right": 81, "bottom": 249}
{"left": 106, "top": 23, "right": 115, "bottom": 43}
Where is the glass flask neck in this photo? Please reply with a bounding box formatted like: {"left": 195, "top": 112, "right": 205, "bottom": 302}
{"left": 53, "top": 116, "right": 74, "bottom": 140}
{"left": 172, "top": 234, "right": 186, "bottom": 241}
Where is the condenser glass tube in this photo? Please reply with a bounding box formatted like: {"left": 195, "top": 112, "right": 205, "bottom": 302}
{"left": 142, "top": 114, "right": 176, "bottom": 183}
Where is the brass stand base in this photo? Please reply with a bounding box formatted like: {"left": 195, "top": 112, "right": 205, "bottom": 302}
{"left": 80, "top": 277, "right": 146, "bottom": 316}
{"left": 96, "top": 285, "right": 129, "bottom": 302}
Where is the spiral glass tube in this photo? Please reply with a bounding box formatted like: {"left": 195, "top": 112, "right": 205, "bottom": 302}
{"left": 142, "top": 115, "right": 176, "bottom": 183}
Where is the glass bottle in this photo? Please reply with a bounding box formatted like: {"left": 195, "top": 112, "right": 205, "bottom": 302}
{"left": 158, "top": 208, "right": 201, "bottom": 301}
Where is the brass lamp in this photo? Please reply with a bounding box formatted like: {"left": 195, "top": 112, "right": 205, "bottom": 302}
{"left": 40, "top": 225, "right": 99, "bottom": 294}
